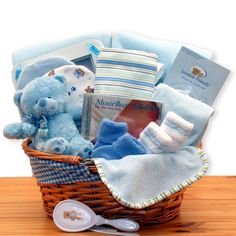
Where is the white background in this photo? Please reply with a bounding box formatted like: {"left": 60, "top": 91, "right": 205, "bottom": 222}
{"left": 0, "top": 0, "right": 235, "bottom": 176}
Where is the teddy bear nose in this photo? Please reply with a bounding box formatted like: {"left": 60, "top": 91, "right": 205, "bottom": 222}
{"left": 39, "top": 98, "right": 47, "bottom": 107}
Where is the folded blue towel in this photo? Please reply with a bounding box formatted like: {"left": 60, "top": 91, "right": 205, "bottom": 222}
{"left": 152, "top": 84, "right": 214, "bottom": 146}
{"left": 93, "top": 146, "right": 208, "bottom": 208}
{"left": 94, "top": 47, "right": 159, "bottom": 99}
{"left": 92, "top": 133, "right": 146, "bottom": 160}
{"left": 94, "top": 118, "right": 128, "bottom": 149}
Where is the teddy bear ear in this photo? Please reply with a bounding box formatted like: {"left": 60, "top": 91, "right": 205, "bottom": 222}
{"left": 13, "top": 90, "right": 23, "bottom": 106}
{"left": 54, "top": 75, "right": 65, "bottom": 84}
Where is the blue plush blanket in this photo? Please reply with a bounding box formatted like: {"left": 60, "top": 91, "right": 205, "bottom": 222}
{"left": 93, "top": 146, "right": 207, "bottom": 209}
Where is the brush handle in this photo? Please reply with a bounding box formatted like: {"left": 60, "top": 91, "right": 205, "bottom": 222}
{"left": 95, "top": 216, "right": 139, "bottom": 232}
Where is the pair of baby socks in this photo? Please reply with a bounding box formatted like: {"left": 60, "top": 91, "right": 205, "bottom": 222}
{"left": 139, "top": 111, "right": 194, "bottom": 153}
{"left": 91, "top": 118, "right": 146, "bottom": 160}
{"left": 91, "top": 113, "right": 193, "bottom": 157}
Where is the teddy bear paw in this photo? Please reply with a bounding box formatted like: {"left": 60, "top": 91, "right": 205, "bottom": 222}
{"left": 75, "top": 142, "right": 93, "bottom": 158}
{"left": 45, "top": 137, "right": 69, "bottom": 154}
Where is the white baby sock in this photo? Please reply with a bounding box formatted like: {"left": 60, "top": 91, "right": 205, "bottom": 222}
{"left": 139, "top": 122, "right": 172, "bottom": 153}
{"left": 161, "top": 111, "right": 194, "bottom": 152}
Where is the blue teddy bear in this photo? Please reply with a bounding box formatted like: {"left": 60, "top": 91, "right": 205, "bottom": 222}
{"left": 3, "top": 75, "right": 93, "bottom": 157}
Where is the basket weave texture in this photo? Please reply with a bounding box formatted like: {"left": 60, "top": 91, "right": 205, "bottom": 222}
{"left": 22, "top": 138, "right": 185, "bottom": 225}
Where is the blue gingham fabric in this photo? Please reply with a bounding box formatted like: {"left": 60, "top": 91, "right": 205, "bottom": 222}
{"left": 29, "top": 156, "right": 100, "bottom": 184}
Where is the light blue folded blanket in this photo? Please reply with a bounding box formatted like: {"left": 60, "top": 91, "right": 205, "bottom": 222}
{"left": 153, "top": 84, "right": 215, "bottom": 146}
{"left": 93, "top": 146, "right": 207, "bottom": 209}
{"left": 12, "top": 31, "right": 213, "bottom": 84}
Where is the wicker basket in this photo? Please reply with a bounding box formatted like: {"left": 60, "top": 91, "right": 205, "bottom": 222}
{"left": 22, "top": 138, "right": 185, "bottom": 225}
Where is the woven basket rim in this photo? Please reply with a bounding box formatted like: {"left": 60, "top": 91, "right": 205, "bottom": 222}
{"left": 22, "top": 138, "right": 86, "bottom": 166}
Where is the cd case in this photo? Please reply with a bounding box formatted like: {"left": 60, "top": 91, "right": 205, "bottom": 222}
{"left": 81, "top": 94, "right": 162, "bottom": 141}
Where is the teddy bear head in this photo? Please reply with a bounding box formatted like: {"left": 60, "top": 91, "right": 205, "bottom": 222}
{"left": 14, "top": 75, "right": 67, "bottom": 120}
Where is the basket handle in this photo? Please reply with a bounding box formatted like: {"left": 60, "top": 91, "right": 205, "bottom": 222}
{"left": 22, "top": 138, "right": 83, "bottom": 165}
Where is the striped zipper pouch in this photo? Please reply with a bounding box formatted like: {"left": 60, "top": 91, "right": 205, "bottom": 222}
{"left": 94, "top": 48, "right": 159, "bottom": 99}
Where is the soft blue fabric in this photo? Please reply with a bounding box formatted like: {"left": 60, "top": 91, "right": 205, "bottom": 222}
{"left": 93, "top": 146, "right": 207, "bottom": 208}
{"left": 152, "top": 84, "right": 214, "bottom": 146}
{"left": 17, "top": 56, "right": 74, "bottom": 90}
{"left": 3, "top": 75, "right": 93, "bottom": 157}
{"left": 12, "top": 31, "right": 213, "bottom": 83}
{"left": 94, "top": 118, "right": 128, "bottom": 149}
{"left": 92, "top": 133, "right": 146, "bottom": 160}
